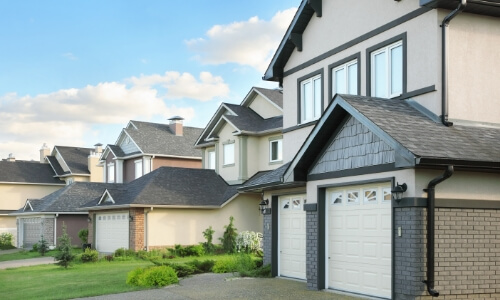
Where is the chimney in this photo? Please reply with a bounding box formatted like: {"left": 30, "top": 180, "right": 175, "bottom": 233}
{"left": 94, "top": 143, "right": 103, "bottom": 154}
{"left": 6, "top": 153, "right": 15, "bottom": 162}
{"left": 168, "top": 116, "right": 184, "bottom": 136}
{"left": 40, "top": 143, "right": 50, "bottom": 163}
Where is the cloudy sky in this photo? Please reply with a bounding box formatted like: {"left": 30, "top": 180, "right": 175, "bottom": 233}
{"left": 0, "top": 0, "right": 298, "bottom": 160}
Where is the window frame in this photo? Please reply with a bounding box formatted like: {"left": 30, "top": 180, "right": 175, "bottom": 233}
{"left": 269, "top": 137, "right": 283, "bottom": 163}
{"left": 328, "top": 53, "right": 361, "bottom": 102}
{"left": 107, "top": 163, "right": 115, "bottom": 183}
{"left": 366, "top": 33, "right": 407, "bottom": 99}
{"left": 296, "top": 69, "right": 324, "bottom": 125}
{"left": 134, "top": 159, "right": 143, "bottom": 179}
{"left": 207, "top": 149, "right": 216, "bottom": 170}
{"left": 223, "top": 141, "right": 235, "bottom": 166}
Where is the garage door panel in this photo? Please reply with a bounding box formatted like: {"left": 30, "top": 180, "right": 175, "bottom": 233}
{"left": 279, "top": 195, "right": 306, "bottom": 280}
{"left": 96, "top": 213, "right": 129, "bottom": 253}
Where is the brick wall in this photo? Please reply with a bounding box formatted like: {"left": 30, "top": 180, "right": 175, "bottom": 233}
{"left": 306, "top": 210, "right": 319, "bottom": 290}
{"left": 263, "top": 212, "right": 272, "bottom": 266}
{"left": 42, "top": 218, "right": 55, "bottom": 247}
{"left": 129, "top": 208, "right": 144, "bottom": 251}
{"left": 395, "top": 207, "right": 500, "bottom": 299}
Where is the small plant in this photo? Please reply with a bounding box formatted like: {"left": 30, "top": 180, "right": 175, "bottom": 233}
{"left": 80, "top": 248, "right": 99, "bottom": 262}
{"left": 236, "top": 231, "right": 263, "bottom": 254}
{"left": 38, "top": 235, "right": 49, "bottom": 256}
{"left": 114, "top": 248, "right": 135, "bottom": 257}
{"left": 126, "top": 266, "right": 178, "bottom": 287}
{"left": 202, "top": 226, "right": 215, "bottom": 254}
{"left": 184, "top": 244, "right": 204, "bottom": 257}
{"left": 54, "top": 223, "right": 75, "bottom": 269}
{"left": 105, "top": 254, "right": 114, "bottom": 262}
{"left": 186, "top": 259, "right": 215, "bottom": 274}
{"left": 0, "top": 233, "right": 14, "bottom": 249}
{"left": 219, "top": 216, "right": 238, "bottom": 254}
{"left": 31, "top": 243, "right": 39, "bottom": 252}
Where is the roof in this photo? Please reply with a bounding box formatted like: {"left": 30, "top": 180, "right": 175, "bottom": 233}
{"left": 49, "top": 146, "right": 94, "bottom": 176}
{"left": 0, "top": 160, "right": 64, "bottom": 184}
{"left": 286, "top": 94, "right": 500, "bottom": 181}
{"left": 83, "top": 167, "right": 239, "bottom": 209}
{"left": 221, "top": 104, "right": 283, "bottom": 134}
{"left": 252, "top": 87, "right": 283, "bottom": 109}
{"left": 421, "top": 0, "right": 500, "bottom": 18}
{"left": 125, "top": 121, "right": 203, "bottom": 157}
{"left": 46, "top": 156, "right": 65, "bottom": 176}
{"left": 12, "top": 182, "right": 120, "bottom": 214}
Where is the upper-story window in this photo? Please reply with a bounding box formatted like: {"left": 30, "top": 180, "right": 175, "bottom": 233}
{"left": 370, "top": 40, "right": 403, "bottom": 98}
{"left": 134, "top": 159, "right": 142, "bottom": 179}
{"left": 223, "top": 142, "right": 234, "bottom": 166}
{"left": 208, "top": 150, "right": 216, "bottom": 170}
{"left": 300, "top": 74, "right": 322, "bottom": 123}
{"left": 107, "top": 163, "right": 115, "bottom": 183}
{"left": 269, "top": 138, "right": 283, "bottom": 163}
{"left": 332, "top": 59, "right": 358, "bottom": 95}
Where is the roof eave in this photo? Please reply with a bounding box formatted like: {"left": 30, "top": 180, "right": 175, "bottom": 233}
{"left": 416, "top": 157, "right": 500, "bottom": 170}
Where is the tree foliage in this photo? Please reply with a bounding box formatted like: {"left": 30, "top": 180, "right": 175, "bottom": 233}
{"left": 54, "top": 223, "right": 75, "bottom": 269}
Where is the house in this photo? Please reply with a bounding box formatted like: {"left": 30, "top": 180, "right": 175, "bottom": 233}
{"left": 253, "top": 0, "right": 500, "bottom": 299}
{"left": 100, "top": 117, "right": 203, "bottom": 183}
{"left": 43, "top": 143, "right": 104, "bottom": 184}
{"left": 11, "top": 182, "right": 119, "bottom": 248}
{"left": 0, "top": 154, "right": 65, "bottom": 246}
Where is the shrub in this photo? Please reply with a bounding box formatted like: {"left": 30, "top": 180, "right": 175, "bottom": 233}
{"left": 78, "top": 228, "right": 88, "bottom": 244}
{"left": 54, "top": 224, "right": 75, "bottom": 269}
{"left": 80, "top": 248, "right": 99, "bottom": 263}
{"left": 165, "top": 263, "right": 195, "bottom": 277}
{"left": 202, "top": 226, "right": 215, "bottom": 254}
{"left": 184, "top": 244, "right": 204, "bottom": 257}
{"left": 104, "top": 254, "right": 114, "bottom": 262}
{"left": 235, "top": 254, "right": 256, "bottom": 273}
{"left": 186, "top": 259, "right": 215, "bottom": 274}
{"left": 212, "top": 256, "right": 238, "bottom": 273}
{"left": 38, "top": 235, "right": 49, "bottom": 256}
{"left": 239, "top": 264, "right": 271, "bottom": 278}
{"left": 219, "top": 216, "right": 238, "bottom": 254}
{"left": 236, "top": 231, "right": 262, "bottom": 254}
{"left": 126, "top": 266, "right": 178, "bottom": 287}
{"left": 31, "top": 243, "right": 39, "bottom": 252}
{"left": 0, "top": 233, "right": 14, "bottom": 249}
{"left": 115, "top": 248, "right": 135, "bottom": 257}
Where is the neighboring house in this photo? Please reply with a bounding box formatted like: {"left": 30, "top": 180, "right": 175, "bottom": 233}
{"left": 11, "top": 182, "right": 119, "bottom": 248}
{"left": 0, "top": 154, "right": 65, "bottom": 246}
{"left": 81, "top": 167, "right": 261, "bottom": 253}
{"left": 250, "top": 1, "right": 500, "bottom": 299}
{"left": 100, "top": 117, "right": 203, "bottom": 183}
{"left": 44, "top": 143, "right": 104, "bottom": 184}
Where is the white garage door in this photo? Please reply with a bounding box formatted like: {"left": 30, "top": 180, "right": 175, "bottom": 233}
{"left": 96, "top": 212, "right": 129, "bottom": 253}
{"left": 279, "top": 194, "right": 306, "bottom": 280}
{"left": 327, "top": 183, "right": 391, "bottom": 298}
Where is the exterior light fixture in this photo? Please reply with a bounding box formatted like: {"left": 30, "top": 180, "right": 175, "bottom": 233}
{"left": 87, "top": 216, "right": 92, "bottom": 223}
{"left": 391, "top": 182, "right": 407, "bottom": 202}
{"left": 129, "top": 215, "right": 134, "bottom": 222}
{"left": 259, "top": 199, "right": 269, "bottom": 215}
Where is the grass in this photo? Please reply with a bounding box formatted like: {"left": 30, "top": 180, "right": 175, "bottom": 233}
{"left": 0, "top": 248, "right": 83, "bottom": 262}
{"left": 0, "top": 260, "right": 154, "bottom": 300}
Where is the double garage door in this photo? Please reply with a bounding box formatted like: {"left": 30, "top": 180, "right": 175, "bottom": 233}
{"left": 278, "top": 183, "right": 391, "bottom": 299}
{"left": 95, "top": 212, "right": 129, "bottom": 253}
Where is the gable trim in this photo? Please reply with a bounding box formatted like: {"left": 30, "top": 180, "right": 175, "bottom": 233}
{"left": 242, "top": 87, "right": 283, "bottom": 112}
{"left": 53, "top": 147, "right": 72, "bottom": 175}
{"left": 23, "top": 201, "right": 34, "bottom": 212}
{"left": 195, "top": 103, "right": 237, "bottom": 146}
{"left": 98, "top": 190, "right": 115, "bottom": 205}
{"left": 120, "top": 129, "right": 144, "bottom": 154}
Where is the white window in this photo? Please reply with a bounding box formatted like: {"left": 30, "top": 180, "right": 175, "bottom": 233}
{"left": 332, "top": 60, "right": 358, "bottom": 95}
{"left": 331, "top": 192, "right": 343, "bottom": 205}
{"left": 134, "top": 159, "right": 142, "bottom": 179}
{"left": 223, "top": 143, "right": 234, "bottom": 166}
{"left": 300, "top": 75, "right": 322, "bottom": 123}
{"left": 269, "top": 139, "right": 283, "bottom": 162}
{"left": 107, "top": 163, "right": 115, "bottom": 183}
{"left": 66, "top": 178, "right": 74, "bottom": 185}
{"left": 208, "top": 150, "right": 216, "bottom": 170}
{"left": 371, "top": 40, "right": 403, "bottom": 98}
{"left": 363, "top": 189, "right": 378, "bottom": 204}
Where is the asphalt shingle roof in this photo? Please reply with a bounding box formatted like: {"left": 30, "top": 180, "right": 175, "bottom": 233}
{"left": 253, "top": 87, "right": 283, "bottom": 109}
{"left": 46, "top": 156, "right": 66, "bottom": 176}
{"left": 107, "top": 144, "right": 127, "bottom": 157}
{"left": 126, "top": 121, "right": 203, "bottom": 157}
{"left": 222, "top": 103, "right": 283, "bottom": 134}
{"left": 0, "top": 161, "right": 64, "bottom": 184}
{"left": 341, "top": 95, "right": 500, "bottom": 164}
{"left": 240, "top": 163, "right": 290, "bottom": 189}
{"left": 54, "top": 146, "right": 94, "bottom": 174}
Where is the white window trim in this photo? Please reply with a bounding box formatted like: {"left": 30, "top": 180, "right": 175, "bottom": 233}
{"left": 134, "top": 159, "right": 143, "bottom": 179}
{"left": 223, "top": 142, "right": 235, "bottom": 166}
{"left": 207, "top": 150, "right": 216, "bottom": 170}
{"left": 370, "top": 40, "right": 403, "bottom": 99}
{"left": 107, "top": 163, "right": 115, "bottom": 183}
{"left": 269, "top": 139, "right": 283, "bottom": 163}
{"left": 300, "top": 74, "right": 322, "bottom": 124}
{"left": 332, "top": 59, "right": 358, "bottom": 96}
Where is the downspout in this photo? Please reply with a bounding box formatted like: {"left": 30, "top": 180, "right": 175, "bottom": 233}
{"left": 423, "top": 165, "right": 454, "bottom": 297}
{"left": 441, "top": 0, "right": 467, "bottom": 126}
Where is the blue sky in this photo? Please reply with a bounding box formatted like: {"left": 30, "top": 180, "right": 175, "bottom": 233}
{"left": 0, "top": 0, "right": 298, "bottom": 160}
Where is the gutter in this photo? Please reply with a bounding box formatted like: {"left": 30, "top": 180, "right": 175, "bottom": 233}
{"left": 441, "top": 0, "right": 467, "bottom": 126}
{"left": 423, "top": 165, "right": 454, "bottom": 297}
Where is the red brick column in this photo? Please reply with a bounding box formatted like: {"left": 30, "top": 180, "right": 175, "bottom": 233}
{"left": 129, "top": 208, "right": 145, "bottom": 251}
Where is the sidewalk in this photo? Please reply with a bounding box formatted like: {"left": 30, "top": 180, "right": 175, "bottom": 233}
{"left": 0, "top": 256, "right": 55, "bottom": 269}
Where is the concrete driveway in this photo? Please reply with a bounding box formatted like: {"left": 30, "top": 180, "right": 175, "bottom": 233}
{"left": 0, "top": 256, "right": 55, "bottom": 269}
{"left": 77, "top": 273, "right": 361, "bottom": 300}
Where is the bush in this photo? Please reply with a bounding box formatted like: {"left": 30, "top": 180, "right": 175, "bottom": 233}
{"left": 0, "top": 233, "right": 14, "bottom": 249}
{"left": 239, "top": 264, "right": 271, "bottom": 278}
{"left": 38, "top": 235, "right": 49, "bottom": 256}
{"left": 126, "top": 266, "right": 178, "bottom": 287}
{"left": 80, "top": 248, "right": 99, "bottom": 263}
{"left": 236, "top": 231, "right": 262, "bottom": 254}
{"left": 114, "top": 248, "right": 135, "bottom": 257}
{"left": 104, "top": 254, "right": 114, "bottom": 262}
{"left": 78, "top": 228, "right": 88, "bottom": 244}
{"left": 166, "top": 263, "right": 196, "bottom": 277}
{"left": 31, "top": 243, "right": 39, "bottom": 252}
{"left": 219, "top": 216, "right": 238, "bottom": 254}
{"left": 54, "top": 224, "right": 75, "bottom": 269}
{"left": 186, "top": 259, "right": 215, "bottom": 274}
{"left": 202, "top": 226, "right": 215, "bottom": 254}
{"left": 184, "top": 244, "right": 204, "bottom": 257}
{"left": 212, "top": 256, "right": 238, "bottom": 273}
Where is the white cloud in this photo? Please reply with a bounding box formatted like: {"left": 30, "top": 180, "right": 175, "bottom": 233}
{"left": 0, "top": 70, "right": 226, "bottom": 160}
{"left": 186, "top": 7, "right": 297, "bottom": 72}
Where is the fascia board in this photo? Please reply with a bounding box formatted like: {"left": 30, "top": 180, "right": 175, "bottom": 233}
{"left": 194, "top": 103, "right": 227, "bottom": 146}
{"left": 53, "top": 146, "right": 72, "bottom": 175}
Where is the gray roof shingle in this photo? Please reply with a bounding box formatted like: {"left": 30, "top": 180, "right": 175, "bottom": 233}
{"left": 54, "top": 146, "right": 94, "bottom": 175}
{"left": 46, "top": 156, "right": 66, "bottom": 176}
{"left": 240, "top": 163, "right": 290, "bottom": 189}
{"left": 220, "top": 103, "right": 283, "bottom": 134}
{"left": 0, "top": 161, "right": 64, "bottom": 184}
{"left": 253, "top": 87, "right": 283, "bottom": 108}
{"left": 126, "top": 121, "right": 203, "bottom": 157}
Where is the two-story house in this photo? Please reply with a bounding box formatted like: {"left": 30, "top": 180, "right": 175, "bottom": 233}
{"left": 99, "top": 117, "right": 203, "bottom": 183}
{"left": 256, "top": 1, "right": 500, "bottom": 299}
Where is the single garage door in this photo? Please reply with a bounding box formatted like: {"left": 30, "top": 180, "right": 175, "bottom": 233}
{"left": 96, "top": 212, "right": 129, "bottom": 253}
{"left": 327, "top": 183, "right": 391, "bottom": 298}
{"left": 279, "top": 194, "right": 306, "bottom": 280}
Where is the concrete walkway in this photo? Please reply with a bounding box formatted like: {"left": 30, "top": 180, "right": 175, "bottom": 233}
{"left": 0, "top": 256, "right": 55, "bottom": 269}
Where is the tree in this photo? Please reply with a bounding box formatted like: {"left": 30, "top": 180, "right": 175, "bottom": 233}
{"left": 54, "top": 223, "right": 75, "bottom": 269}
{"left": 202, "top": 226, "right": 215, "bottom": 254}
{"left": 219, "top": 216, "right": 238, "bottom": 254}
{"left": 38, "top": 235, "right": 49, "bottom": 256}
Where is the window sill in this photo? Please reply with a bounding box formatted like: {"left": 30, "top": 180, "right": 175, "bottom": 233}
{"left": 269, "top": 160, "right": 283, "bottom": 165}
{"left": 223, "top": 163, "right": 235, "bottom": 168}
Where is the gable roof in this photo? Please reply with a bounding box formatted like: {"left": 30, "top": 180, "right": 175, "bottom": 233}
{"left": 82, "top": 167, "right": 239, "bottom": 210}
{"left": 238, "top": 163, "right": 305, "bottom": 193}
{"left": 124, "top": 121, "right": 203, "bottom": 158}
{"left": 47, "top": 146, "right": 93, "bottom": 176}
{"left": 221, "top": 104, "right": 283, "bottom": 135}
{"left": 12, "top": 182, "right": 120, "bottom": 215}
{"left": 0, "top": 160, "right": 65, "bottom": 185}
{"left": 286, "top": 94, "right": 500, "bottom": 181}
{"left": 250, "top": 87, "right": 283, "bottom": 109}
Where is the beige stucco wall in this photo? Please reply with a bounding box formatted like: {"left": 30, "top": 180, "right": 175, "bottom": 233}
{"left": 0, "top": 183, "right": 63, "bottom": 211}
{"left": 217, "top": 122, "right": 239, "bottom": 183}
{"left": 248, "top": 93, "right": 282, "bottom": 119}
{"left": 283, "top": 126, "right": 314, "bottom": 163}
{"left": 146, "top": 194, "right": 262, "bottom": 248}
{"left": 447, "top": 11, "right": 500, "bottom": 125}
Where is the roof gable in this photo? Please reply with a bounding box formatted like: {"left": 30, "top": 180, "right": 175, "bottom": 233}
{"left": 53, "top": 146, "right": 93, "bottom": 175}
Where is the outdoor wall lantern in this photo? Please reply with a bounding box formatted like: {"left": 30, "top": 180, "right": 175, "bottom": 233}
{"left": 391, "top": 182, "right": 407, "bottom": 202}
{"left": 87, "top": 216, "right": 92, "bottom": 223}
{"left": 129, "top": 215, "right": 134, "bottom": 222}
{"left": 259, "top": 199, "right": 269, "bottom": 215}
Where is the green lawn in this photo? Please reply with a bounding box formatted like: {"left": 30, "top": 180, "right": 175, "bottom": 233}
{"left": 0, "top": 248, "right": 83, "bottom": 262}
{"left": 0, "top": 260, "right": 154, "bottom": 300}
